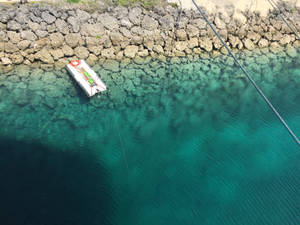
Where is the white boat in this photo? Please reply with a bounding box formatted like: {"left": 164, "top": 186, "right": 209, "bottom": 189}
{"left": 66, "top": 60, "right": 107, "bottom": 97}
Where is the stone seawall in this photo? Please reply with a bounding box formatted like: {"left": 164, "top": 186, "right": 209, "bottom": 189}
{"left": 0, "top": 2, "right": 300, "bottom": 70}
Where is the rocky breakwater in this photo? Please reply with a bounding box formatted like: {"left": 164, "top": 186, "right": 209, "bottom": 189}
{"left": 0, "top": 2, "right": 300, "bottom": 70}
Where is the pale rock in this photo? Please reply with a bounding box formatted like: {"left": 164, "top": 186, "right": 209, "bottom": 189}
{"left": 175, "top": 41, "right": 187, "bottom": 51}
{"left": 50, "top": 49, "right": 64, "bottom": 60}
{"left": 62, "top": 45, "right": 74, "bottom": 56}
{"left": 98, "top": 13, "right": 119, "bottom": 30}
{"left": 128, "top": 7, "right": 142, "bottom": 25}
{"left": 5, "top": 42, "right": 19, "bottom": 53}
{"left": 10, "top": 53, "right": 24, "bottom": 64}
{"left": 152, "top": 45, "right": 164, "bottom": 54}
{"left": 188, "top": 38, "right": 198, "bottom": 48}
{"left": 17, "top": 40, "right": 31, "bottom": 50}
{"left": 41, "top": 12, "right": 56, "bottom": 24}
{"left": 258, "top": 38, "right": 269, "bottom": 48}
{"left": 21, "top": 30, "right": 37, "bottom": 41}
{"left": 199, "top": 38, "right": 213, "bottom": 52}
{"left": 36, "top": 48, "right": 54, "bottom": 64}
{"left": 280, "top": 35, "right": 291, "bottom": 45}
{"left": 244, "top": 38, "right": 255, "bottom": 50}
{"left": 101, "top": 48, "right": 115, "bottom": 58}
{"left": 65, "top": 33, "right": 81, "bottom": 47}
{"left": 86, "top": 54, "right": 98, "bottom": 66}
{"left": 74, "top": 46, "right": 89, "bottom": 59}
{"left": 124, "top": 45, "right": 138, "bottom": 58}
{"left": 49, "top": 33, "right": 64, "bottom": 47}
{"left": 7, "top": 31, "right": 21, "bottom": 44}
{"left": 176, "top": 29, "right": 187, "bottom": 41}
{"left": 7, "top": 20, "right": 21, "bottom": 31}
{"left": 76, "top": 9, "right": 91, "bottom": 23}
{"left": 286, "top": 45, "right": 297, "bottom": 58}
{"left": 36, "top": 30, "right": 49, "bottom": 38}
{"left": 1, "top": 57, "right": 12, "bottom": 65}
{"left": 186, "top": 24, "right": 199, "bottom": 38}
{"left": 142, "top": 15, "right": 158, "bottom": 30}
{"left": 214, "top": 16, "right": 226, "bottom": 29}
{"left": 55, "top": 19, "right": 69, "bottom": 35}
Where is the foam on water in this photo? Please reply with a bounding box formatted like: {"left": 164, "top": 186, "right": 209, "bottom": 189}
{"left": 0, "top": 50, "right": 299, "bottom": 225}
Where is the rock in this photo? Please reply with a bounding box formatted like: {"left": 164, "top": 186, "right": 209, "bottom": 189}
{"left": 153, "top": 45, "right": 164, "bottom": 54}
{"left": 124, "top": 45, "right": 138, "bottom": 58}
{"left": 10, "top": 53, "right": 24, "bottom": 64}
{"left": 4, "top": 42, "right": 19, "bottom": 53}
{"left": 36, "top": 30, "right": 49, "bottom": 38}
{"left": 256, "top": 55, "right": 269, "bottom": 64}
{"left": 41, "top": 12, "right": 56, "bottom": 24}
{"left": 286, "top": 46, "right": 297, "bottom": 58}
{"left": 65, "top": 33, "right": 81, "bottom": 48}
{"left": 214, "top": 16, "right": 226, "bottom": 29}
{"left": 86, "top": 54, "right": 98, "bottom": 66}
{"left": 244, "top": 38, "right": 255, "bottom": 50}
{"left": 159, "top": 15, "right": 175, "bottom": 30}
{"left": 49, "top": 33, "right": 64, "bottom": 47}
{"left": 280, "top": 35, "right": 291, "bottom": 45}
{"left": 55, "top": 19, "right": 69, "bottom": 34}
{"left": 81, "top": 23, "right": 105, "bottom": 37}
{"left": 186, "top": 24, "right": 199, "bottom": 38}
{"left": 28, "top": 22, "right": 40, "bottom": 32}
{"left": 120, "top": 18, "right": 133, "bottom": 29}
{"left": 188, "top": 38, "right": 198, "bottom": 48}
{"left": 21, "top": 30, "right": 37, "bottom": 41}
{"left": 62, "top": 45, "right": 74, "bottom": 56}
{"left": 88, "top": 46, "right": 101, "bottom": 56}
{"left": 1, "top": 57, "right": 12, "bottom": 65}
{"left": 42, "top": 72, "right": 57, "bottom": 84}
{"left": 7, "top": 20, "right": 21, "bottom": 31}
{"left": 50, "top": 49, "right": 64, "bottom": 60}
{"left": 128, "top": 7, "right": 142, "bottom": 25}
{"left": 17, "top": 40, "right": 31, "bottom": 50}
{"left": 86, "top": 37, "right": 101, "bottom": 47}
{"left": 199, "top": 38, "right": 213, "bottom": 52}
{"left": 142, "top": 15, "right": 158, "bottom": 30}
{"left": 76, "top": 9, "right": 91, "bottom": 23}
{"left": 176, "top": 29, "right": 187, "bottom": 41}
{"left": 247, "top": 31, "right": 261, "bottom": 44}
{"left": 258, "top": 38, "right": 269, "bottom": 48}
{"left": 175, "top": 41, "right": 187, "bottom": 51}
{"left": 103, "top": 59, "right": 119, "bottom": 72}
{"left": 67, "top": 16, "right": 80, "bottom": 33}
{"left": 193, "top": 18, "right": 207, "bottom": 29}
{"left": 101, "top": 48, "right": 115, "bottom": 58}
{"left": 36, "top": 48, "right": 54, "bottom": 64}
{"left": 270, "top": 42, "right": 283, "bottom": 53}
{"left": 7, "top": 31, "right": 21, "bottom": 44}
{"left": 110, "top": 31, "right": 124, "bottom": 45}
{"left": 74, "top": 46, "right": 89, "bottom": 59}
{"left": 98, "top": 13, "right": 119, "bottom": 30}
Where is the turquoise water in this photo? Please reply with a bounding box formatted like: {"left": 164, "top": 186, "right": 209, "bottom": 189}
{"left": 0, "top": 50, "right": 299, "bottom": 225}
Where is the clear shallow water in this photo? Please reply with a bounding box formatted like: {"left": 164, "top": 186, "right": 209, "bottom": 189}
{"left": 0, "top": 50, "right": 299, "bottom": 225}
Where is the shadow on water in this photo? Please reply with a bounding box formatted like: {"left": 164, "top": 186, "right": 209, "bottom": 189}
{"left": 0, "top": 137, "right": 114, "bottom": 225}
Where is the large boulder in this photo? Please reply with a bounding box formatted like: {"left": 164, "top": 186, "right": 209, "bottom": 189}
{"left": 243, "top": 38, "right": 255, "bottom": 50}
{"left": 7, "top": 20, "right": 21, "bottom": 31}
{"left": 128, "top": 7, "right": 143, "bottom": 25}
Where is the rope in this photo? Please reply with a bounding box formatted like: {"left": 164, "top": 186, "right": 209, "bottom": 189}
{"left": 267, "top": 0, "right": 300, "bottom": 41}
{"left": 191, "top": 0, "right": 300, "bottom": 147}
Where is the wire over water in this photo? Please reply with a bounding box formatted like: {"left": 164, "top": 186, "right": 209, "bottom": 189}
{"left": 267, "top": 0, "right": 300, "bottom": 41}
{"left": 191, "top": 0, "right": 300, "bottom": 147}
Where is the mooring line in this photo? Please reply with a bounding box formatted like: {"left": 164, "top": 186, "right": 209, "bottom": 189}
{"left": 267, "top": 0, "right": 300, "bottom": 41}
{"left": 191, "top": 0, "right": 300, "bottom": 146}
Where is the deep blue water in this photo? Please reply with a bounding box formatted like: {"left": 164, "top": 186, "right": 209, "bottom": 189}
{"left": 0, "top": 50, "right": 299, "bottom": 225}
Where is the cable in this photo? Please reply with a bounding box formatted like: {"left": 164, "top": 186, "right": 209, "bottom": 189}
{"left": 191, "top": 0, "right": 300, "bottom": 147}
{"left": 267, "top": 0, "right": 300, "bottom": 41}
